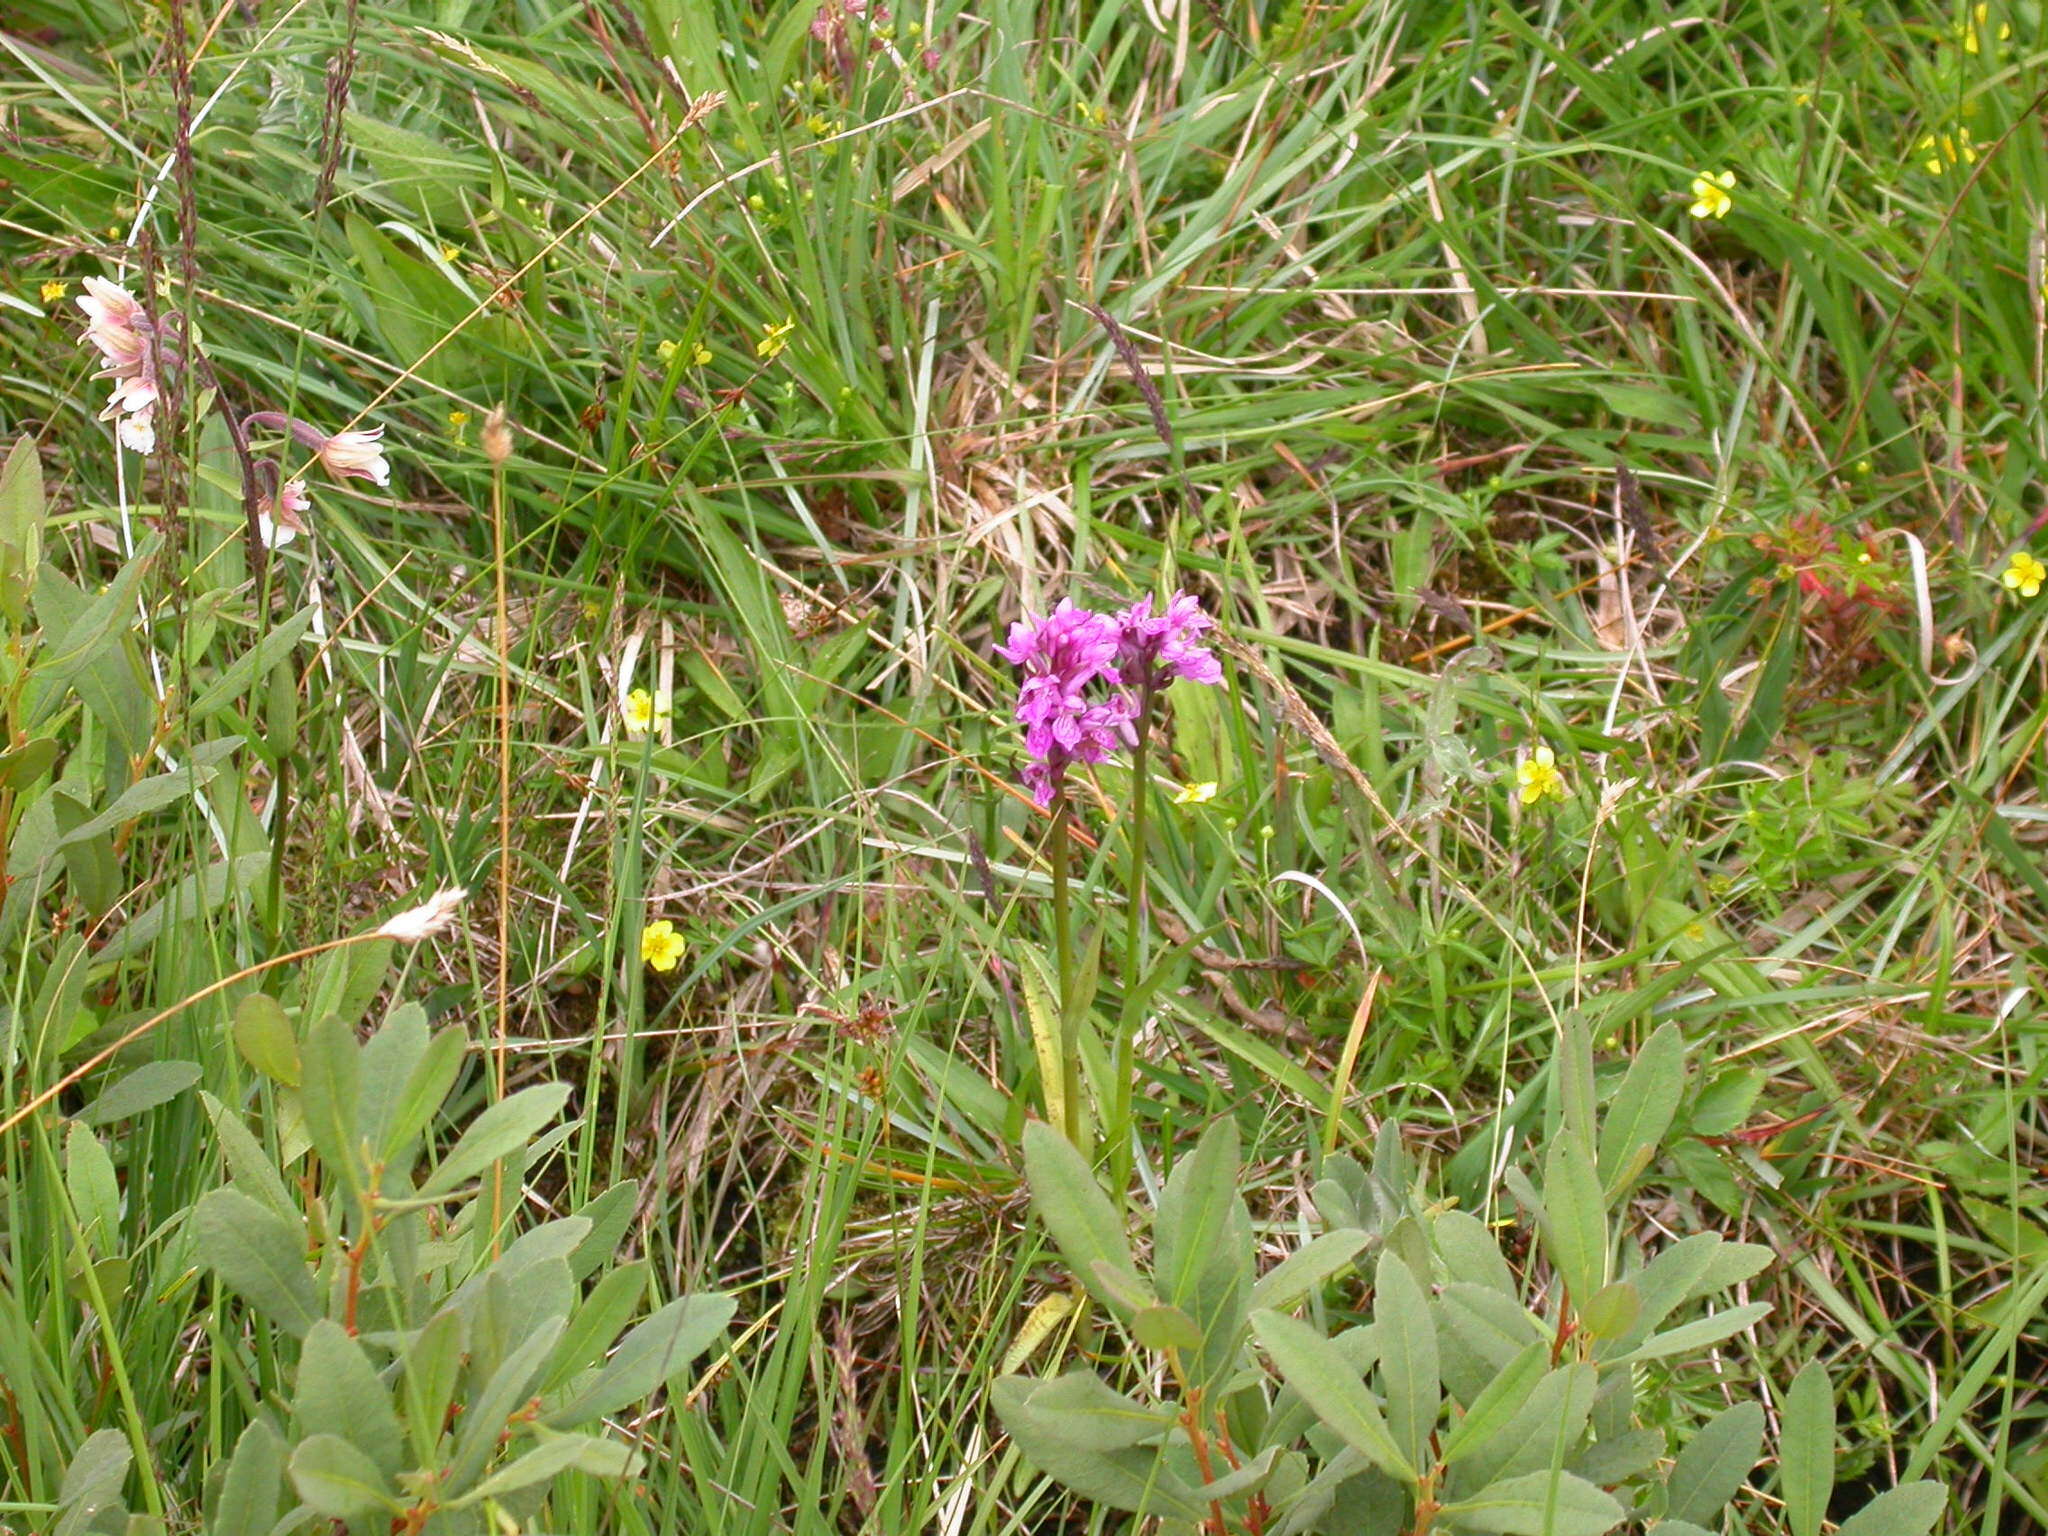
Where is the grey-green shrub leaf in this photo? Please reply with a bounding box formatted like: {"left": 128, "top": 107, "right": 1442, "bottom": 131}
{"left": 1154, "top": 1116, "right": 1241, "bottom": 1312}
{"left": 1433, "top": 1210, "right": 1520, "bottom": 1298}
{"left": 1460, "top": 1363, "right": 1596, "bottom": 1491}
{"left": 1441, "top": 1283, "right": 1545, "bottom": 1369}
{"left": 1132, "top": 1302, "right": 1203, "bottom": 1353}
{"left": 1577, "top": 1281, "right": 1640, "bottom": 1342}
{"left": 1615, "top": 1302, "right": 1771, "bottom": 1365}
{"left": 1665, "top": 1401, "right": 1763, "bottom": 1527}
{"left": 1021, "top": 1118, "right": 1136, "bottom": 1315}
{"left": 1539, "top": 1135, "right": 1607, "bottom": 1308}
{"left": 543, "top": 1260, "right": 651, "bottom": 1394}
{"left": 64, "top": 1122, "right": 121, "bottom": 1253}
{"left": 194, "top": 1187, "right": 320, "bottom": 1337}
{"left": 1375, "top": 1246, "right": 1439, "bottom": 1473}
{"left": 198, "top": 1093, "right": 296, "bottom": 1218}
{"left": 231, "top": 994, "right": 299, "bottom": 1087}
{"left": 54, "top": 1429, "right": 131, "bottom": 1536}
{"left": 209, "top": 1417, "right": 285, "bottom": 1536}
{"left": 77, "top": 1059, "right": 201, "bottom": 1124}
{"left": 448, "top": 1316, "right": 567, "bottom": 1494}
{"left": 378, "top": 1023, "right": 465, "bottom": 1164}
{"left": 1442, "top": 1469, "right": 1624, "bottom": 1536}
{"left": 299, "top": 1012, "right": 363, "bottom": 1193}
{"left": 1251, "top": 1310, "right": 1414, "bottom": 1485}
{"left": 1252, "top": 1229, "right": 1370, "bottom": 1313}
{"left": 548, "top": 1292, "right": 735, "bottom": 1427}
{"left": 289, "top": 1434, "right": 397, "bottom": 1519}
{"left": 990, "top": 1372, "right": 1206, "bottom": 1521}
{"left": 1440, "top": 1342, "right": 1546, "bottom": 1467}
{"left": 419, "top": 1082, "right": 573, "bottom": 1196}
{"left": 1781, "top": 1360, "right": 1834, "bottom": 1536}
{"left": 295, "top": 1321, "right": 405, "bottom": 1477}
{"left": 1833, "top": 1482, "right": 1947, "bottom": 1536}
{"left": 457, "top": 1434, "right": 636, "bottom": 1504}
{"left": 1596, "top": 1022, "right": 1685, "bottom": 1197}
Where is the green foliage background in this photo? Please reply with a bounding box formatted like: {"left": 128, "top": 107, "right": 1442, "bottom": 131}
{"left": 2, "top": 0, "right": 2046, "bottom": 1531}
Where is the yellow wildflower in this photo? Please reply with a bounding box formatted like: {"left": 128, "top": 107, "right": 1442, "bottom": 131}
{"left": 641, "top": 918, "right": 686, "bottom": 973}
{"left": 1173, "top": 781, "right": 1218, "bottom": 806}
{"left": 693, "top": 344, "right": 713, "bottom": 366}
{"left": 1919, "top": 128, "right": 1977, "bottom": 174}
{"left": 39, "top": 279, "right": 68, "bottom": 305}
{"left": 439, "top": 242, "right": 461, "bottom": 263}
{"left": 622, "top": 687, "right": 668, "bottom": 736}
{"left": 1515, "top": 745, "right": 1567, "bottom": 806}
{"left": 1688, "top": 170, "right": 1736, "bottom": 220}
{"left": 657, "top": 339, "right": 681, "bottom": 362}
{"left": 757, "top": 317, "right": 795, "bottom": 359}
{"left": 2001, "top": 550, "right": 2045, "bottom": 598}
{"left": 1960, "top": 3, "right": 2010, "bottom": 53}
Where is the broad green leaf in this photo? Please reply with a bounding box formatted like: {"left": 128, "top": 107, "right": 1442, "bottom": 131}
{"left": 543, "top": 1261, "right": 651, "bottom": 1394}
{"left": 1460, "top": 1363, "right": 1596, "bottom": 1491}
{"left": 1375, "top": 1247, "right": 1439, "bottom": 1472}
{"left": 1577, "top": 1281, "right": 1640, "bottom": 1342}
{"left": 1440, "top": 1283, "right": 1545, "bottom": 1369}
{"left": 0, "top": 434, "right": 45, "bottom": 624}
{"left": 295, "top": 1321, "right": 405, "bottom": 1477}
{"left": 356, "top": 1002, "right": 430, "bottom": 1163}
{"left": 1540, "top": 1136, "right": 1607, "bottom": 1308}
{"left": 1131, "top": 1303, "right": 1203, "bottom": 1353}
{"left": 1556, "top": 1012, "right": 1597, "bottom": 1158}
{"left": 1665, "top": 1402, "right": 1763, "bottom": 1527}
{"left": 1596, "top": 1022, "right": 1686, "bottom": 1197}
{"left": 1441, "top": 1341, "right": 1547, "bottom": 1467}
{"left": 1781, "top": 1361, "right": 1835, "bottom": 1536}
{"left": 567, "top": 1181, "right": 641, "bottom": 1282}
{"left": 209, "top": 1417, "right": 285, "bottom": 1536}
{"left": 989, "top": 1372, "right": 1207, "bottom": 1521}
{"left": 232, "top": 995, "right": 299, "bottom": 1087}
{"left": 188, "top": 608, "right": 316, "bottom": 723}
{"left": 55, "top": 1429, "right": 131, "bottom": 1536}
{"left": 1251, "top": 1229, "right": 1370, "bottom": 1312}
{"left": 1021, "top": 1119, "right": 1136, "bottom": 1314}
{"left": 1571, "top": 1426, "right": 1665, "bottom": 1486}
{"left": 1615, "top": 1302, "right": 1771, "bottom": 1365}
{"left": 456, "top": 1434, "right": 636, "bottom": 1503}
{"left": 400, "top": 1309, "right": 466, "bottom": 1466}
{"left": 1154, "top": 1116, "right": 1241, "bottom": 1312}
{"left": 198, "top": 1093, "right": 296, "bottom": 1218}
{"left": 378, "top": 1024, "right": 465, "bottom": 1164}
{"left": 1442, "top": 1469, "right": 1625, "bottom": 1536}
{"left": 1251, "top": 1310, "right": 1415, "bottom": 1485}
{"left": 419, "top": 1082, "right": 574, "bottom": 1196}
{"left": 447, "top": 1316, "right": 567, "bottom": 1494}
{"left": 194, "top": 1188, "right": 320, "bottom": 1337}
{"left": 64, "top": 1122, "right": 121, "bottom": 1252}
{"left": 288, "top": 1434, "right": 396, "bottom": 1519}
{"left": 299, "top": 1013, "right": 363, "bottom": 1194}
{"left": 1017, "top": 951, "right": 1069, "bottom": 1140}
{"left": 77, "top": 1060, "right": 201, "bottom": 1125}
{"left": 1432, "top": 1210, "right": 1520, "bottom": 1298}
{"left": 1833, "top": 1482, "right": 1947, "bottom": 1536}
{"left": 548, "top": 1292, "right": 735, "bottom": 1427}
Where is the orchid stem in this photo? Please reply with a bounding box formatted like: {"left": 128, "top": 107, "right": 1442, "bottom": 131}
{"left": 1110, "top": 680, "right": 1155, "bottom": 1200}
{"left": 1050, "top": 797, "right": 1083, "bottom": 1147}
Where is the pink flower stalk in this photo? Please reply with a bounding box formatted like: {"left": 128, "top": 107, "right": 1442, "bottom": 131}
{"left": 996, "top": 599, "right": 1133, "bottom": 807}
{"left": 317, "top": 427, "right": 391, "bottom": 487}
{"left": 1114, "top": 592, "right": 1222, "bottom": 691}
{"left": 76, "top": 277, "right": 160, "bottom": 455}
